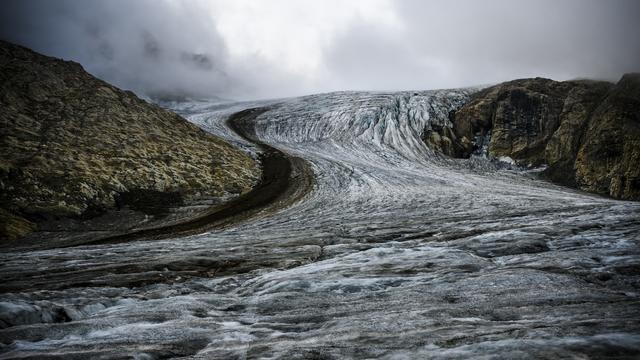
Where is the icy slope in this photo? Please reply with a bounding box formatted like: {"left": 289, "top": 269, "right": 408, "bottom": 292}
{"left": 1, "top": 90, "right": 639, "bottom": 359}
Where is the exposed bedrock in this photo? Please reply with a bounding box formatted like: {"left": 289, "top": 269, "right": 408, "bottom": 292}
{"left": 429, "top": 75, "right": 640, "bottom": 200}
{"left": 575, "top": 74, "right": 640, "bottom": 200}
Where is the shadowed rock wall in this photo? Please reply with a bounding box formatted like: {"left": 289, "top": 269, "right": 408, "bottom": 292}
{"left": 431, "top": 75, "right": 639, "bottom": 200}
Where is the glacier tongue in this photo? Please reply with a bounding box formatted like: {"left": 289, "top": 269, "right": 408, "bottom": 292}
{"left": 1, "top": 90, "right": 639, "bottom": 359}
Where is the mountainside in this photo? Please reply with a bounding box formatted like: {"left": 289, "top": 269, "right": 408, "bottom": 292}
{"left": 574, "top": 74, "right": 640, "bottom": 199}
{"left": 433, "top": 75, "right": 639, "bottom": 200}
{"left": 0, "top": 41, "right": 259, "bottom": 241}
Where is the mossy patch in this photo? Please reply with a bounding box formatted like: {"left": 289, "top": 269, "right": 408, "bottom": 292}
{"left": 0, "top": 208, "right": 36, "bottom": 241}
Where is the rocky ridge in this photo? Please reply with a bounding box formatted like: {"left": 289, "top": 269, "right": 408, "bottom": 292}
{"left": 0, "top": 41, "right": 259, "bottom": 241}
{"left": 425, "top": 75, "right": 640, "bottom": 200}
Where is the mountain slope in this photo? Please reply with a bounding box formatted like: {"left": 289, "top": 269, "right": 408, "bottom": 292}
{"left": 575, "top": 74, "right": 640, "bottom": 199}
{"left": 0, "top": 41, "right": 259, "bottom": 241}
{"left": 439, "top": 75, "right": 639, "bottom": 200}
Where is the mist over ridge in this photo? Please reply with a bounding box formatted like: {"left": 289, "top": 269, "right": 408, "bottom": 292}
{"left": 1, "top": 0, "right": 639, "bottom": 100}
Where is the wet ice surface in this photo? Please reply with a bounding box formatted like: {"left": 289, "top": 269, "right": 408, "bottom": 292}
{"left": 2, "top": 90, "right": 640, "bottom": 359}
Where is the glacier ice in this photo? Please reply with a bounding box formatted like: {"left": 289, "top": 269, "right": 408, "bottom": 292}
{"left": 1, "top": 90, "right": 639, "bottom": 359}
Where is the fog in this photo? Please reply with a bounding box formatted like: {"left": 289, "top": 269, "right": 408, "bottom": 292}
{"left": 1, "top": 0, "right": 639, "bottom": 100}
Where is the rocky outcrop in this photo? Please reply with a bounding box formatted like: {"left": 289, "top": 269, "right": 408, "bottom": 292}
{"left": 575, "top": 74, "right": 640, "bottom": 199}
{"left": 543, "top": 82, "right": 613, "bottom": 186}
{"left": 439, "top": 75, "right": 639, "bottom": 200}
{"left": 422, "top": 114, "right": 468, "bottom": 158}
{"left": 0, "top": 41, "right": 259, "bottom": 241}
{"left": 450, "top": 78, "right": 611, "bottom": 163}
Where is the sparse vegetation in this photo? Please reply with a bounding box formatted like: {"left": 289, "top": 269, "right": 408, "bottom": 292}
{"left": 0, "top": 41, "right": 259, "bottom": 241}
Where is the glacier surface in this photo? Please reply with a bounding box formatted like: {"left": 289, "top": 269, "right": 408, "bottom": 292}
{"left": 1, "top": 90, "right": 639, "bottom": 359}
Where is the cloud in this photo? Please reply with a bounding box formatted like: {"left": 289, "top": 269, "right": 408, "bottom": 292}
{"left": 320, "top": 23, "right": 430, "bottom": 91}
{"left": 322, "top": 0, "right": 640, "bottom": 90}
{"left": 1, "top": 0, "right": 639, "bottom": 100}
{"left": 0, "top": 0, "right": 238, "bottom": 99}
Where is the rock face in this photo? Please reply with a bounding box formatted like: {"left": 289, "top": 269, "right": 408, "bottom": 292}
{"left": 443, "top": 75, "right": 639, "bottom": 200}
{"left": 0, "top": 41, "right": 259, "bottom": 241}
{"left": 543, "top": 82, "right": 613, "bottom": 186}
{"left": 575, "top": 74, "right": 640, "bottom": 200}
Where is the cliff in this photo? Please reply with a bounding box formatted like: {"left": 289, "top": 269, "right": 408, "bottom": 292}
{"left": 433, "top": 75, "right": 639, "bottom": 200}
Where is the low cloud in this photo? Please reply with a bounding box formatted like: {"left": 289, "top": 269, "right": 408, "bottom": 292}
{"left": 322, "top": 0, "right": 640, "bottom": 91}
{"left": 1, "top": 0, "right": 638, "bottom": 100}
{"left": 1, "top": 0, "right": 239, "bottom": 99}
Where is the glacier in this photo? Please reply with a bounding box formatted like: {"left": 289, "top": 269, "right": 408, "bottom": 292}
{"left": 1, "top": 90, "right": 639, "bottom": 359}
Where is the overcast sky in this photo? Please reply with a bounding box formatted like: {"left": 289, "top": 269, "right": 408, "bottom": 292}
{"left": 1, "top": 0, "right": 639, "bottom": 100}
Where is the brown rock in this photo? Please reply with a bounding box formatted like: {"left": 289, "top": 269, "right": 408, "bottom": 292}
{"left": 575, "top": 74, "right": 640, "bottom": 200}
{"left": 446, "top": 75, "right": 639, "bottom": 200}
{"left": 453, "top": 78, "right": 590, "bottom": 165}
{"left": 544, "top": 82, "right": 612, "bottom": 186}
